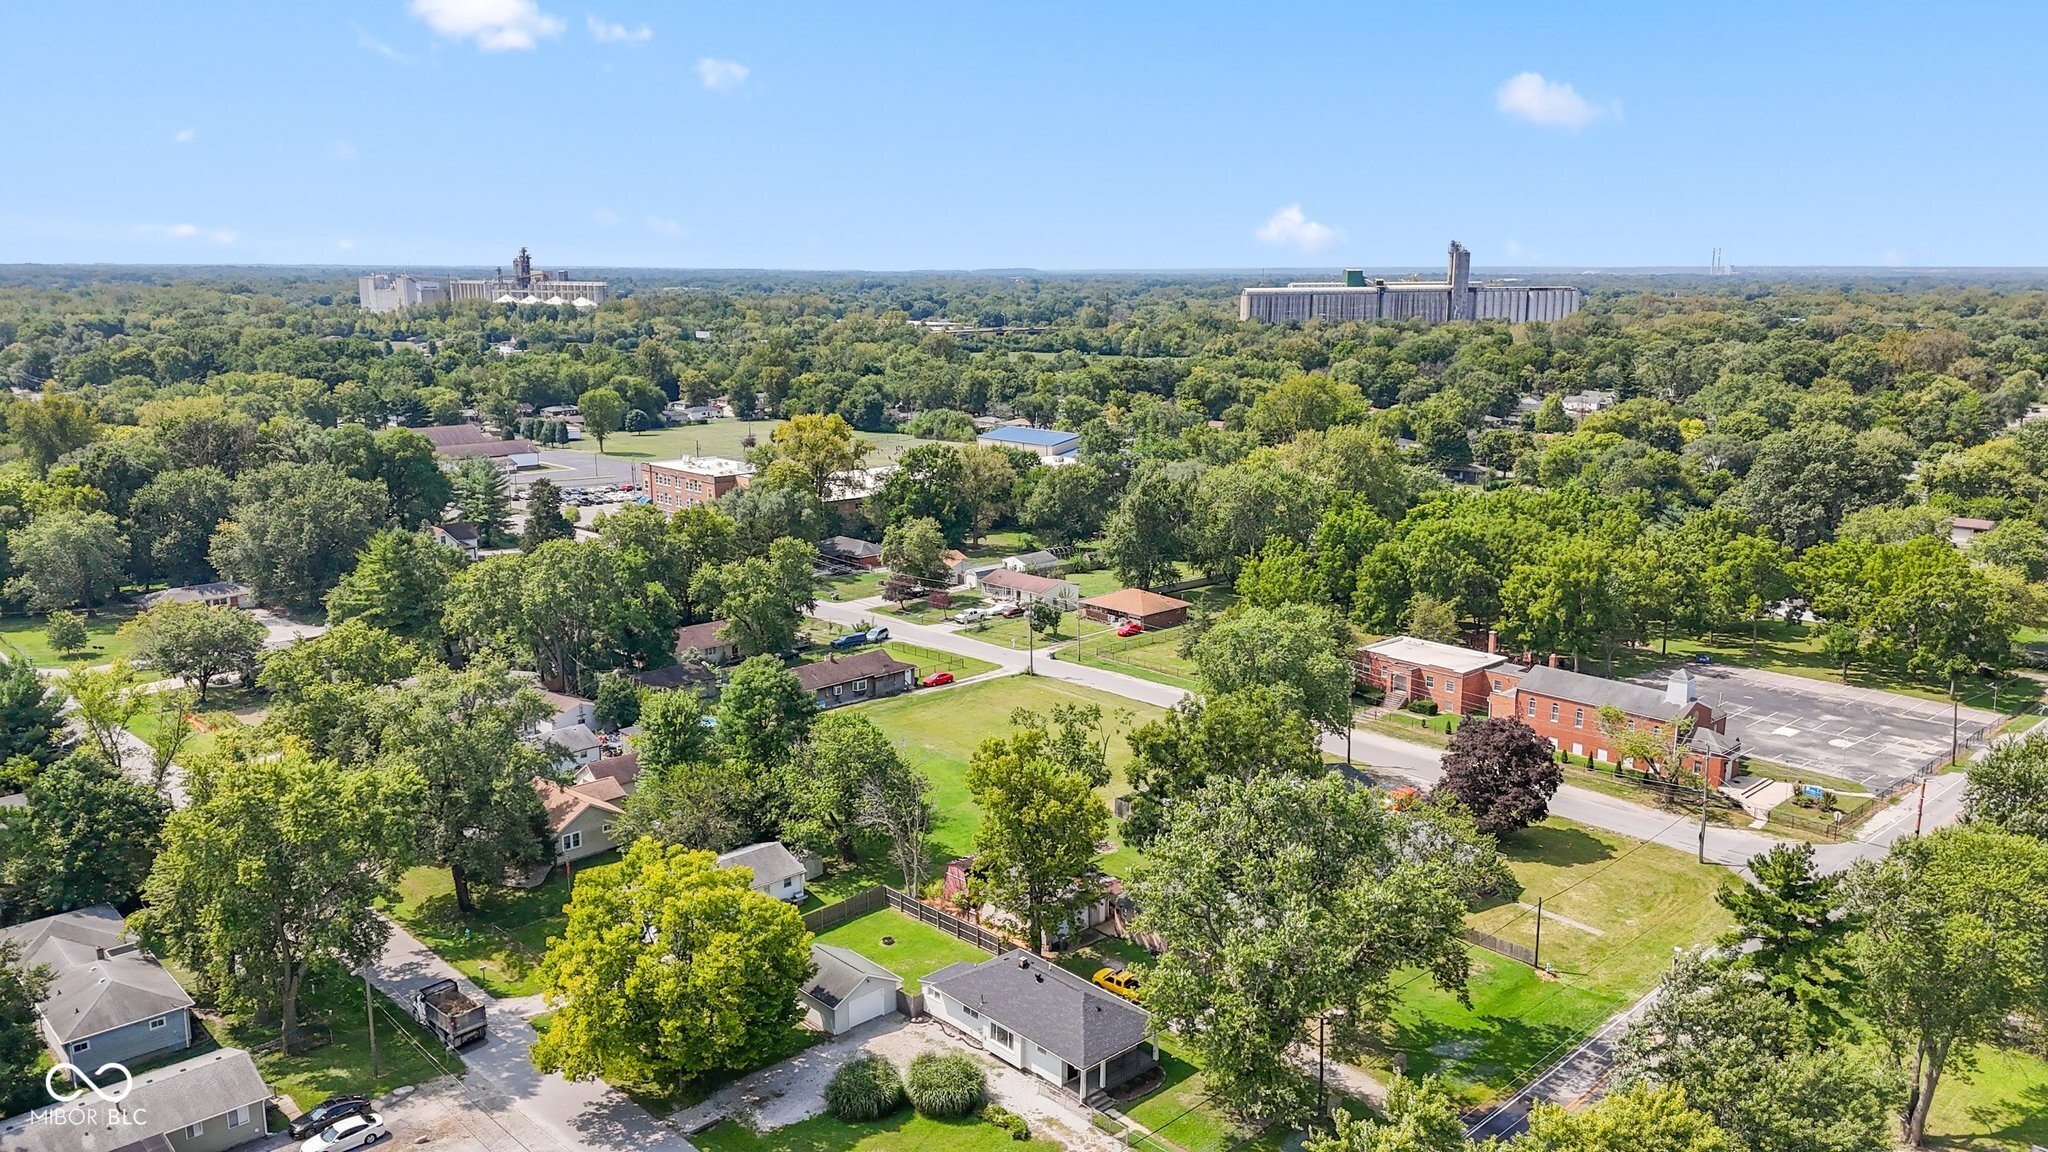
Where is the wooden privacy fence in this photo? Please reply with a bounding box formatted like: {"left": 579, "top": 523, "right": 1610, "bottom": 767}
{"left": 1461, "top": 927, "right": 1538, "bottom": 969}
{"left": 802, "top": 885, "right": 1014, "bottom": 955}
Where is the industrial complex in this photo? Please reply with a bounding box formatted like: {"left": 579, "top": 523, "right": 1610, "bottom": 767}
{"left": 1238, "top": 242, "right": 1581, "bottom": 326}
{"left": 358, "top": 247, "right": 610, "bottom": 312}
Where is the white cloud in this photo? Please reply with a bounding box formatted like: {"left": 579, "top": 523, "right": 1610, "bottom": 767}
{"left": 646, "top": 214, "right": 683, "bottom": 237}
{"left": 1255, "top": 204, "right": 1343, "bottom": 254}
{"left": 173, "top": 128, "right": 196, "bottom": 144}
{"left": 1495, "top": 72, "right": 1611, "bottom": 129}
{"left": 135, "top": 223, "right": 237, "bottom": 244}
{"left": 586, "top": 14, "right": 650, "bottom": 43}
{"left": 592, "top": 207, "right": 620, "bottom": 225}
{"left": 695, "top": 57, "right": 749, "bottom": 91}
{"left": 355, "top": 26, "right": 408, "bottom": 61}
{"left": 336, "top": 238, "right": 358, "bottom": 251}
{"left": 409, "top": 0, "right": 564, "bottom": 51}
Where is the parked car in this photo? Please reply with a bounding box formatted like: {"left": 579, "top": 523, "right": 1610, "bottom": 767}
{"left": 865, "top": 626, "right": 890, "bottom": 642}
{"left": 830, "top": 632, "right": 867, "bottom": 650}
{"left": 301, "top": 1112, "right": 387, "bottom": 1152}
{"left": 1091, "top": 967, "right": 1142, "bottom": 1003}
{"left": 952, "top": 608, "right": 986, "bottom": 624}
{"left": 1115, "top": 620, "right": 1145, "bottom": 637}
{"left": 993, "top": 603, "right": 1024, "bottom": 618}
{"left": 1691, "top": 653, "right": 1713, "bottom": 665}
{"left": 921, "top": 671, "right": 954, "bottom": 688}
{"left": 290, "top": 1096, "right": 371, "bottom": 1140}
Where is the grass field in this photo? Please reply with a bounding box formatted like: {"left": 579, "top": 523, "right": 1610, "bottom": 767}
{"left": 219, "top": 971, "right": 462, "bottom": 1111}
{"left": 854, "top": 675, "right": 1164, "bottom": 880}
{"left": 813, "top": 908, "right": 990, "bottom": 992}
{"left": 1122, "top": 1037, "right": 1269, "bottom": 1152}
{"left": 822, "top": 570, "right": 887, "bottom": 601}
{"left": 384, "top": 853, "right": 617, "bottom": 998}
{"left": 123, "top": 686, "right": 264, "bottom": 764}
{"left": 561, "top": 420, "right": 943, "bottom": 464}
{"left": 1362, "top": 818, "right": 1733, "bottom": 1104}
{"left": 1923, "top": 1042, "right": 2048, "bottom": 1151}
{"left": 694, "top": 1112, "right": 1064, "bottom": 1152}
{"left": 1609, "top": 622, "right": 2045, "bottom": 714}
{"left": 0, "top": 606, "right": 141, "bottom": 667}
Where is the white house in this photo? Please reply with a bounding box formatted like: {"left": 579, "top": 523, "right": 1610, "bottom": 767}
{"left": 924, "top": 951, "right": 1155, "bottom": 1098}
{"left": 976, "top": 570, "right": 1079, "bottom": 611}
{"left": 717, "top": 841, "right": 809, "bottom": 903}
{"left": 800, "top": 943, "right": 903, "bottom": 1035}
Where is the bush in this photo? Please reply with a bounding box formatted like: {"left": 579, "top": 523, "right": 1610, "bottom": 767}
{"left": 981, "top": 1103, "right": 1031, "bottom": 1140}
{"left": 905, "top": 1052, "right": 986, "bottom": 1117}
{"left": 1405, "top": 698, "right": 1439, "bottom": 716}
{"left": 825, "top": 1054, "right": 905, "bottom": 1122}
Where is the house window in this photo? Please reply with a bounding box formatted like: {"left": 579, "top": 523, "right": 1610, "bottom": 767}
{"left": 186, "top": 1122, "right": 206, "bottom": 1139}
{"left": 854, "top": 679, "right": 869, "bottom": 693}
{"left": 1549, "top": 703, "right": 1560, "bottom": 722}
{"left": 1573, "top": 708, "right": 1584, "bottom": 729}
{"left": 562, "top": 831, "right": 583, "bottom": 852}
{"left": 1525, "top": 699, "right": 1536, "bottom": 718}
{"left": 71, "top": 1039, "right": 88, "bottom": 1053}
{"left": 1424, "top": 674, "right": 1436, "bottom": 690}
{"left": 782, "top": 878, "right": 794, "bottom": 890}
{"left": 149, "top": 1016, "right": 167, "bottom": 1029}
{"left": 228, "top": 1106, "right": 250, "bottom": 1129}
{"left": 961, "top": 1004, "right": 981, "bottom": 1020}
{"left": 990, "top": 1024, "right": 1015, "bottom": 1047}
{"left": 1493, "top": 677, "right": 1503, "bottom": 691}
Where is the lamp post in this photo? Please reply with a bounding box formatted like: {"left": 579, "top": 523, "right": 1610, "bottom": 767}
{"left": 1316, "top": 1007, "right": 1348, "bottom": 1115}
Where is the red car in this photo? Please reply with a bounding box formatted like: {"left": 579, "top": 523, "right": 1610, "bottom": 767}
{"left": 1115, "top": 620, "right": 1145, "bottom": 637}
{"left": 920, "top": 671, "right": 955, "bottom": 688}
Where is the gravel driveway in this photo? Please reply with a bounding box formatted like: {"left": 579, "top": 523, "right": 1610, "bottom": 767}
{"left": 672, "top": 1016, "right": 1123, "bottom": 1152}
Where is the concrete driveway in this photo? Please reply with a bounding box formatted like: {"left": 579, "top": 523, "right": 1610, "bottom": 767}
{"left": 671, "top": 1015, "right": 1121, "bottom": 1152}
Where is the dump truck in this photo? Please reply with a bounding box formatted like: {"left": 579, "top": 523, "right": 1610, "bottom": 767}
{"left": 408, "top": 978, "right": 486, "bottom": 1049}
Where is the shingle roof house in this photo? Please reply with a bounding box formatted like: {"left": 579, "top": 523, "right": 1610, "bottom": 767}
{"left": 793, "top": 650, "right": 915, "bottom": 708}
{"left": 924, "top": 950, "right": 1155, "bottom": 1097}
{"left": 0, "top": 905, "right": 197, "bottom": 1067}
{"left": 717, "top": 841, "right": 810, "bottom": 903}
{"left": 0, "top": 1046, "right": 271, "bottom": 1152}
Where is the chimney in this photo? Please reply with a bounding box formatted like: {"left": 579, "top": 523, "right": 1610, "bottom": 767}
{"left": 1548, "top": 653, "right": 1560, "bottom": 669}
{"left": 1487, "top": 630, "right": 1498, "bottom": 655}
{"left": 1665, "top": 670, "right": 1696, "bottom": 706}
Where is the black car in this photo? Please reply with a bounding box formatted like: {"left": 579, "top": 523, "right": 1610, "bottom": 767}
{"left": 290, "top": 1095, "right": 372, "bottom": 1139}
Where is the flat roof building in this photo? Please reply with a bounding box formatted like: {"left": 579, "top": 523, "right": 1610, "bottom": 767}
{"left": 1240, "top": 242, "right": 1581, "bottom": 327}
{"left": 359, "top": 272, "right": 448, "bottom": 314}
{"left": 977, "top": 425, "right": 1080, "bottom": 459}
{"left": 643, "top": 456, "right": 754, "bottom": 513}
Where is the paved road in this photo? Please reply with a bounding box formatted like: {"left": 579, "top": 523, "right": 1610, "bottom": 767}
{"left": 367, "top": 919, "right": 696, "bottom": 1152}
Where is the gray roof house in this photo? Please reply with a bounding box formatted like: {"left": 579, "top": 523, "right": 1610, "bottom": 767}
{"left": 0, "top": 905, "right": 196, "bottom": 1068}
{"left": 717, "top": 841, "right": 809, "bottom": 903}
{"left": 924, "top": 950, "right": 1155, "bottom": 1098}
{"left": 0, "top": 1046, "right": 271, "bottom": 1152}
{"left": 801, "top": 943, "right": 903, "bottom": 1035}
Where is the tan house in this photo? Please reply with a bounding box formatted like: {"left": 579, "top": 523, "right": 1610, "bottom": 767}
{"left": 524, "top": 776, "right": 626, "bottom": 885}
{"left": 977, "top": 569, "right": 1079, "bottom": 611}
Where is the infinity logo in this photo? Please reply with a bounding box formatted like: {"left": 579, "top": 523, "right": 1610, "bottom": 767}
{"left": 46, "top": 1061, "right": 134, "bottom": 1103}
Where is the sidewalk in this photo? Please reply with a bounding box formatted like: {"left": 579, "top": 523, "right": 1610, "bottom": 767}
{"left": 367, "top": 917, "right": 696, "bottom": 1152}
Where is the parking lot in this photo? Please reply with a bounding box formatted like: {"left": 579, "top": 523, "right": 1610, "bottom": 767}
{"left": 1629, "top": 664, "right": 2002, "bottom": 790}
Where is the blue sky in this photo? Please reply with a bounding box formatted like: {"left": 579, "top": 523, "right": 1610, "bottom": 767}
{"left": 5, "top": 1, "right": 2045, "bottom": 269}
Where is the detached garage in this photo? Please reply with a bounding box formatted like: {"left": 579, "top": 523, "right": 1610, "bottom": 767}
{"left": 801, "top": 943, "right": 903, "bottom": 1035}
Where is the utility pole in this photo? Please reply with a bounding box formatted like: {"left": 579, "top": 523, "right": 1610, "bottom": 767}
{"left": 1026, "top": 611, "right": 1035, "bottom": 674}
{"left": 1697, "top": 783, "right": 1710, "bottom": 864}
{"left": 363, "top": 968, "right": 379, "bottom": 1081}
{"left": 1533, "top": 899, "right": 1544, "bottom": 969}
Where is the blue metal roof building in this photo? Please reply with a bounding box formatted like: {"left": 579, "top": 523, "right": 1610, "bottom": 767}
{"left": 976, "top": 425, "right": 1081, "bottom": 456}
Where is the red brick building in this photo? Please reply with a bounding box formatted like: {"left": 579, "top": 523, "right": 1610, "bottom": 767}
{"left": 1487, "top": 663, "right": 1742, "bottom": 787}
{"left": 642, "top": 456, "right": 753, "bottom": 513}
{"left": 1355, "top": 636, "right": 1506, "bottom": 715}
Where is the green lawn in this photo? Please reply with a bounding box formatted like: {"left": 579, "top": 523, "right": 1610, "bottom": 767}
{"left": 1923, "top": 1042, "right": 2048, "bottom": 1151}
{"left": 1363, "top": 710, "right": 1463, "bottom": 748}
{"left": 880, "top": 641, "right": 998, "bottom": 682}
{"left": 0, "top": 606, "right": 141, "bottom": 667}
{"left": 876, "top": 592, "right": 986, "bottom": 624}
{"left": 854, "top": 676, "right": 1164, "bottom": 880}
{"left": 823, "top": 570, "right": 887, "bottom": 601}
{"left": 1363, "top": 818, "right": 1733, "bottom": 1104}
{"left": 383, "top": 853, "right": 618, "bottom": 998}
{"left": 123, "top": 685, "right": 264, "bottom": 764}
{"left": 813, "top": 908, "right": 989, "bottom": 993}
{"left": 563, "top": 420, "right": 942, "bottom": 464}
{"left": 1609, "top": 622, "right": 2045, "bottom": 714}
{"left": 1123, "top": 1037, "right": 1270, "bottom": 1152}
{"left": 1062, "top": 620, "right": 1203, "bottom": 690}
{"left": 219, "top": 971, "right": 461, "bottom": 1111}
{"left": 695, "top": 1111, "right": 1064, "bottom": 1152}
